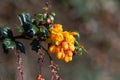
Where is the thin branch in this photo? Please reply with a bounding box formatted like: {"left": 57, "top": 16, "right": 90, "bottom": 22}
{"left": 49, "top": 61, "right": 62, "bottom": 80}
{"left": 37, "top": 49, "right": 45, "bottom": 74}
{"left": 0, "top": 35, "right": 32, "bottom": 41}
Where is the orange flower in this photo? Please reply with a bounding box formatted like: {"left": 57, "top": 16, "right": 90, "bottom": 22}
{"left": 51, "top": 32, "right": 64, "bottom": 45}
{"left": 63, "top": 31, "right": 76, "bottom": 44}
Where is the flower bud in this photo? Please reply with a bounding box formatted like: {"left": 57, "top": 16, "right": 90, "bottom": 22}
{"left": 64, "top": 56, "right": 70, "bottom": 63}
{"left": 66, "top": 50, "right": 73, "bottom": 57}
{"left": 49, "top": 45, "right": 56, "bottom": 54}
{"left": 62, "top": 41, "right": 68, "bottom": 50}
{"left": 56, "top": 51, "right": 63, "bottom": 59}
{"left": 69, "top": 43, "right": 75, "bottom": 51}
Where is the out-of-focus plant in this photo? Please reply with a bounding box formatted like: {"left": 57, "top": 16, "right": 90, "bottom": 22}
{"left": 0, "top": 2, "right": 85, "bottom": 80}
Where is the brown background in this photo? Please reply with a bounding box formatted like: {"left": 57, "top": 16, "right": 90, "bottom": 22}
{"left": 0, "top": 0, "right": 120, "bottom": 80}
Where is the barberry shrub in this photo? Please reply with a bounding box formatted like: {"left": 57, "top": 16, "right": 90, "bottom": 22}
{"left": 0, "top": 3, "right": 85, "bottom": 80}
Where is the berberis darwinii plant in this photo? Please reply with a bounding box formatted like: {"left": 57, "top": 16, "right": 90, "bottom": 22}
{"left": 0, "top": 2, "right": 86, "bottom": 80}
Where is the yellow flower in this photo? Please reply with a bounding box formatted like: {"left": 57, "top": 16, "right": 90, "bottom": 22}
{"left": 49, "top": 24, "right": 64, "bottom": 45}
{"left": 51, "top": 32, "right": 64, "bottom": 45}
{"left": 49, "top": 24, "right": 63, "bottom": 33}
{"left": 63, "top": 31, "right": 75, "bottom": 44}
{"left": 68, "top": 43, "right": 75, "bottom": 51}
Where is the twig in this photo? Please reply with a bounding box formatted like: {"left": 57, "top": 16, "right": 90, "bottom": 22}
{"left": 49, "top": 61, "right": 62, "bottom": 80}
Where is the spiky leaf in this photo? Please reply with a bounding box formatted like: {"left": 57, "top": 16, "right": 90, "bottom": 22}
{"left": 19, "top": 13, "right": 31, "bottom": 25}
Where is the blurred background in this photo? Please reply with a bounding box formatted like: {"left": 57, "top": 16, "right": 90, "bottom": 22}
{"left": 0, "top": 0, "right": 120, "bottom": 80}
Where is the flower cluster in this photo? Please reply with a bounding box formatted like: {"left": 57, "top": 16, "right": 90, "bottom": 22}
{"left": 47, "top": 24, "right": 78, "bottom": 62}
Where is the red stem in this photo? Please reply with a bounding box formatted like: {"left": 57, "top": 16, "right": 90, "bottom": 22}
{"left": 16, "top": 50, "right": 24, "bottom": 80}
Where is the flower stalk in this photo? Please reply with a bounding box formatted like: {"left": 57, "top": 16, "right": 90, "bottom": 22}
{"left": 15, "top": 50, "right": 24, "bottom": 80}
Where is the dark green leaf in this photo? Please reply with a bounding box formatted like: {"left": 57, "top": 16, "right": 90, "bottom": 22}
{"left": 38, "top": 26, "right": 49, "bottom": 41}
{"left": 30, "top": 39, "right": 41, "bottom": 52}
{"left": 0, "top": 26, "right": 13, "bottom": 38}
{"left": 76, "top": 32, "right": 80, "bottom": 39}
{"left": 26, "top": 25, "right": 39, "bottom": 38}
{"left": 39, "top": 26, "right": 49, "bottom": 34}
{"left": 16, "top": 41, "right": 25, "bottom": 53}
{"left": 31, "top": 19, "right": 37, "bottom": 25}
{"left": 75, "top": 41, "right": 79, "bottom": 46}
{"left": 19, "top": 13, "right": 31, "bottom": 25}
{"left": 75, "top": 32, "right": 80, "bottom": 42}
{"left": 26, "top": 29, "right": 34, "bottom": 38}
{"left": 19, "top": 13, "right": 32, "bottom": 33}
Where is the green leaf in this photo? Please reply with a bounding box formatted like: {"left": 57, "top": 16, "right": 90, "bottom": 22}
{"left": 49, "top": 15, "right": 54, "bottom": 22}
{"left": 37, "top": 14, "right": 44, "bottom": 22}
{"left": 16, "top": 41, "right": 25, "bottom": 53}
{"left": 76, "top": 32, "right": 80, "bottom": 39}
{"left": 43, "top": 13, "right": 47, "bottom": 19}
{"left": 3, "top": 38, "right": 16, "bottom": 49}
{"left": 75, "top": 41, "right": 79, "bottom": 46}
{"left": 75, "top": 40, "right": 87, "bottom": 55}
{"left": 51, "top": 12, "right": 56, "bottom": 16}
{"left": 31, "top": 25, "right": 39, "bottom": 35}
{"left": 77, "top": 48, "right": 83, "bottom": 55}
{"left": 79, "top": 45, "right": 87, "bottom": 53}
{"left": 15, "top": 25, "right": 24, "bottom": 33}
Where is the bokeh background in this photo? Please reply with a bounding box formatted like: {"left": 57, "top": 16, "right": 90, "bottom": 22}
{"left": 0, "top": 0, "right": 120, "bottom": 80}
